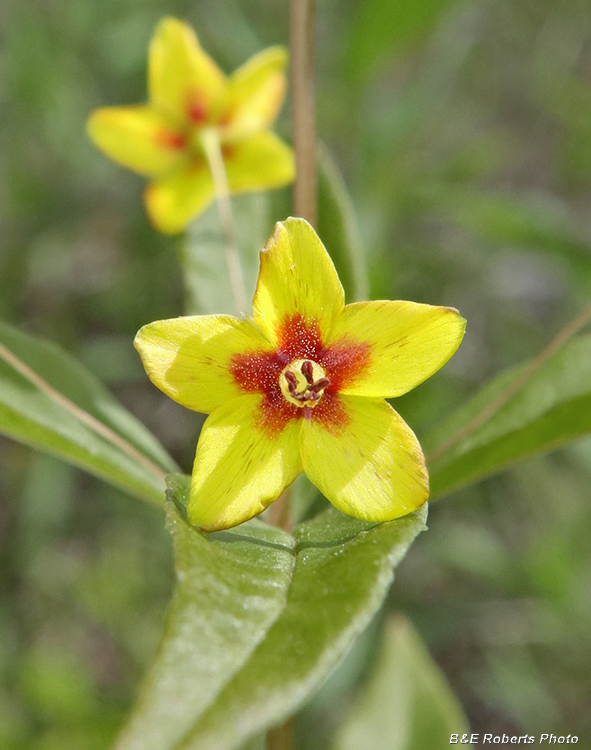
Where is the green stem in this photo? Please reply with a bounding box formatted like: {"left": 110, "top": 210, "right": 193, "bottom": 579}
{"left": 201, "top": 127, "right": 248, "bottom": 315}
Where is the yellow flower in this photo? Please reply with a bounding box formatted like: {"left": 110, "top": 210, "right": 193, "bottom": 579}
{"left": 87, "top": 17, "right": 294, "bottom": 234}
{"left": 135, "top": 218, "right": 466, "bottom": 531}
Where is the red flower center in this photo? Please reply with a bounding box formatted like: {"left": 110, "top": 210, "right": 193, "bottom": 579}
{"left": 230, "top": 314, "right": 371, "bottom": 437}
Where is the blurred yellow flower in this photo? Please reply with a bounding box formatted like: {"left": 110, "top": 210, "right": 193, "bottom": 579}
{"left": 87, "top": 17, "right": 294, "bottom": 234}
{"left": 134, "top": 218, "right": 466, "bottom": 532}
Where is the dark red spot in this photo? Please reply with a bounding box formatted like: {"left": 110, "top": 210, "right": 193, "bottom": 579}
{"left": 188, "top": 100, "right": 207, "bottom": 124}
{"left": 156, "top": 129, "right": 187, "bottom": 150}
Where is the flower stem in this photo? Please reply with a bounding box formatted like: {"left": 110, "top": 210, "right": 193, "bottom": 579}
{"left": 268, "top": 486, "right": 293, "bottom": 532}
{"left": 264, "top": 5, "right": 318, "bottom": 750}
{"left": 290, "top": 0, "right": 317, "bottom": 227}
{"left": 200, "top": 128, "right": 248, "bottom": 315}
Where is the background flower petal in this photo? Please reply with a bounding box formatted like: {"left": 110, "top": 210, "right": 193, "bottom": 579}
{"left": 86, "top": 105, "right": 187, "bottom": 177}
{"left": 331, "top": 300, "right": 466, "bottom": 398}
{"left": 144, "top": 162, "right": 214, "bottom": 234}
{"left": 187, "top": 394, "right": 302, "bottom": 531}
{"left": 224, "top": 46, "right": 288, "bottom": 137}
{"left": 300, "top": 396, "right": 429, "bottom": 521}
{"left": 252, "top": 217, "right": 344, "bottom": 345}
{"left": 224, "top": 131, "right": 294, "bottom": 193}
{"left": 148, "top": 17, "right": 226, "bottom": 126}
{"left": 134, "top": 315, "right": 271, "bottom": 414}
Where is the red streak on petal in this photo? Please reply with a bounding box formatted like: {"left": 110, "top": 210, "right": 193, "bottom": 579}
{"left": 187, "top": 156, "right": 206, "bottom": 173}
{"left": 230, "top": 349, "right": 285, "bottom": 393}
{"left": 319, "top": 337, "right": 372, "bottom": 391}
{"left": 156, "top": 129, "right": 187, "bottom": 150}
{"left": 276, "top": 314, "right": 324, "bottom": 361}
{"left": 231, "top": 351, "right": 290, "bottom": 437}
{"left": 187, "top": 94, "right": 208, "bottom": 125}
{"left": 259, "top": 390, "right": 300, "bottom": 437}
{"left": 218, "top": 110, "right": 232, "bottom": 128}
{"left": 257, "top": 390, "right": 349, "bottom": 438}
{"left": 304, "top": 392, "right": 349, "bottom": 434}
{"left": 221, "top": 144, "right": 235, "bottom": 161}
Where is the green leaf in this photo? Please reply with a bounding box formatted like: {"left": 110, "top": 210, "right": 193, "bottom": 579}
{"left": 317, "top": 146, "right": 369, "bottom": 302}
{"left": 113, "top": 475, "right": 295, "bottom": 750}
{"left": 345, "top": 0, "right": 463, "bottom": 79}
{"left": 426, "top": 334, "right": 591, "bottom": 498}
{"left": 114, "top": 475, "right": 428, "bottom": 750}
{"left": 430, "top": 187, "right": 591, "bottom": 264}
{"left": 0, "top": 319, "right": 177, "bottom": 505}
{"left": 180, "top": 193, "right": 270, "bottom": 315}
{"left": 333, "top": 616, "right": 469, "bottom": 750}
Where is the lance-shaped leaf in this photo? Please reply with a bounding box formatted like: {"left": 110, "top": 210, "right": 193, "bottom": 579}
{"left": 180, "top": 193, "right": 270, "bottom": 315}
{"left": 426, "top": 334, "right": 591, "bottom": 498}
{"left": 0, "top": 319, "right": 177, "bottom": 505}
{"left": 113, "top": 475, "right": 427, "bottom": 750}
{"left": 113, "top": 475, "right": 295, "bottom": 750}
{"left": 333, "top": 616, "right": 469, "bottom": 750}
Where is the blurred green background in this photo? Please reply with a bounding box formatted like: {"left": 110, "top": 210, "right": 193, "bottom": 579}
{"left": 1, "top": 0, "right": 591, "bottom": 747}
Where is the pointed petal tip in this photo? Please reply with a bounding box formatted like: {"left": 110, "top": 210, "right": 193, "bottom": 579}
{"left": 153, "top": 15, "right": 196, "bottom": 39}
{"left": 85, "top": 106, "right": 113, "bottom": 144}
{"left": 263, "top": 45, "right": 289, "bottom": 65}
{"left": 253, "top": 214, "right": 344, "bottom": 343}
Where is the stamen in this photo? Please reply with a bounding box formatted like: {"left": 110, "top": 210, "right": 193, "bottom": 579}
{"left": 285, "top": 370, "right": 298, "bottom": 390}
{"left": 308, "top": 377, "right": 330, "bottom": 394}
{"left": 301, "top": 360, "right": 314, "bottom": 384}
{"left": 279, "top": 359, "right": 331, "bottom": 408}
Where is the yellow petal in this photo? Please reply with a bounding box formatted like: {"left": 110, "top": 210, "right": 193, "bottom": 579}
{"left": 329, "top": 301, "right": 466, "bottom": 398}
{"left": 144, "top": 161, "right": 214, "bottom": 234}
{"left": 224, "top": 46, "right": 288, "bottom": 138}
{"left": 134, "top": 315, "right": 271, "bottom": 414}
{"left": 148, "top": 17, "right": 226, "bottom": 126}
{"left": 86, "top": 105, "right": 188, "bottom": 177}
{"left": 224, "top": 131, "right": 294, "bottom": 194}
{"left": 300, "top": 396, "right": 429, "bottom": 522}
{"left": 187, "top": 394, "right": 302, "bottom": 531}
{"left": 252, "top": 217, "right": 344, "bottom": 346}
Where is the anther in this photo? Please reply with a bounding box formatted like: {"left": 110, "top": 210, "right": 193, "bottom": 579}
{"left": 301, "top": 360, "right": 314, "bottom": 384}
{"left": 279, "top": 359, "right": 331, "bottom": 408}
{"left": 284, "top": 370, "right": 298, "bottom": 390}
{"left": 308, "top": 377, "right": 330, "bottom": 394}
